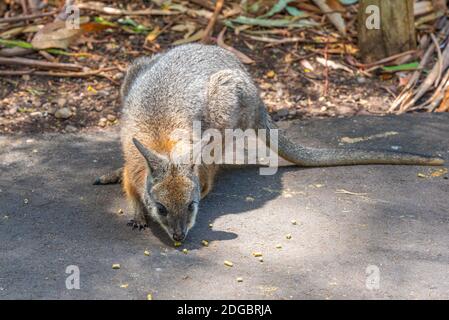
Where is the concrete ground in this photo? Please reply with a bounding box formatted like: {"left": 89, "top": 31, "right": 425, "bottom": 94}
{"left": 0, "top": 114, "right": 448, "bottom": 300}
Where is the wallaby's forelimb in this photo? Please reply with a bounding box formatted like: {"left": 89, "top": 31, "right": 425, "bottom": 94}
{"left": 93, "top": 167, "right": 123, "bottom": 185}
{"left": 257, "top": 104, "right": 444, "bottom": 166}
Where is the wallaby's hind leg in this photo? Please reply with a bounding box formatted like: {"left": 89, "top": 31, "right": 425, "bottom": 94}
{"left": 93, "top": 168, "right": 123, "bottom": 185}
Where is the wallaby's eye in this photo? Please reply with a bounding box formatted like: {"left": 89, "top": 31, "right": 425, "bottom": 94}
{"left": 187, "top": 201, "right": 196, "bottom": 212}
{"left": 155, "top": 203, "right": 168, "bottom": 216}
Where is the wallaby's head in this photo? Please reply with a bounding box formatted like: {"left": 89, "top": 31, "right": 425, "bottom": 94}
{"left": 132, "top": 138, "right": 202, "bottom": 242}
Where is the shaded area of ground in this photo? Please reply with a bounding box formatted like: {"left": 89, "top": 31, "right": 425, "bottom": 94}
{"left": 0, "top": 114, "right": 448, "bottom": 299}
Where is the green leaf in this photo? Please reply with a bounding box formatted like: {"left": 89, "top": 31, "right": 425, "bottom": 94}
{"left": 382, "top": 61, "right": 420, "bottom": 72}
{"left": 93, "top": 16, "right": 117, "bottom": 27}
{"left": 0, "top": 38, "right": 33, "bottom": 49}
{"left": 286, "top": 6, "right": 305, "bottom": 17}
{"left": 339, "top": 0, "right": 358, "bottom": 5}
{"left": 231, "top": 16, "right": 316, "bottom": 28}
{"left": 259, "top": 0, "right": 295, "bottom": 18}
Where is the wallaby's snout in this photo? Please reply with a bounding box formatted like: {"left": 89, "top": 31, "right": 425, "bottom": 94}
{"left": 172, "top": 232, "right": 186, "bottom": 242}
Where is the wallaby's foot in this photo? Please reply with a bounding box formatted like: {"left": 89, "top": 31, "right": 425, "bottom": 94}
{"left": 127, "top": 219, "right": 148, "bottom": 231}
{"left": 93, "top": 168, "right": 123, "bottom": 185}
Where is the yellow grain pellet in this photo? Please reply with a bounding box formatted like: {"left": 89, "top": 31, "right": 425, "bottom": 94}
{"left": 252, "top": 252, "right": 263, "bottom": 257}
{"left": 174, "top": 241, "right": 182, "bottom": 247}
{"left": 182, "top": 248, "right": 188, "bottom": 254}
{"left": 201, "top": 240, "right": 209, "bottom": 247}
{"left": 147, "top": 293, "right": 153, "bottom": 300}
{"left": 291, "top": 220, "right": 297, "bottom": 225}
{"left": 112, "top": 264, "right": 120, "bottom": 269}
{"left": 286, "top": 234, "right": 292, "bottom": 240}
{"left": 236, "top": 277, "right": 243, "bottom": 282}
{"left": 224, "top": 260, "right": 233, "bottom": 267}
{"left": 275, "top": 244, "right": 282, "bottom": 249}
{"left": 144, "top": 250, "right": 150, "bottom": 256}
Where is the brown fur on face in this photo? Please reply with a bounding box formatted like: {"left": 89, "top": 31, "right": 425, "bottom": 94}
{"left": 151, "top": 166, "right": 196, "bottom": 211}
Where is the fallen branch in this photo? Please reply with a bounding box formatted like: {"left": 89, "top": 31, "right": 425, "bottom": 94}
{"left": 0, "top": 56, "right": 82, "bottom": 71}
{"left": 190, "top": 0, "right": 215, "bottom": 11}
{"left": 0, "top": 47, "right": 34, "bottom": 57}
{"left": 0, "top": 66, "right": 117, "bottom": 78}
{"left": 201, "top": 0, "right": 224, "bottom": 43}
{"left": 0, "top": 11, "right": 55, "bottom": 24}
{"left": 216, "top": 28, "right": 254, "bottom": 64}
{"left": 76, "top": 2, "right": 180, "bottom": 16}
{"left": 311, "top": 0, "right": 346, "bottom": 36}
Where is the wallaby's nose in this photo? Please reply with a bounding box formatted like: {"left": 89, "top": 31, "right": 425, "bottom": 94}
{"left": 173, "top": 232, "right": 185, "bottom": 242}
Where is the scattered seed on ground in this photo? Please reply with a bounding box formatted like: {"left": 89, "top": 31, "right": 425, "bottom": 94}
{"left": 182, "top": 248, "right": 188, "bottom": 254}
{"left": 275, "top": 244, "right": 282, "bottom": 249}
{"left": 252, "top": 252, "right": 263, "bottom": 257}
{"left": 144, "top": 250, "right": 150, "bottom": 256}
{"left": 147, "top": 293, "right": 153, "bottom": 300}
{"left": 224, "top": 260, "right": 233, "bottom": 267}
{"left": 112, "top": 264, "right": 120, "bottom": 269}
{"left": 286, "top": 234, "right": 292, "bottom": 239}
{"left": 201, "top": 240, "right": 209, "bottom": 247}
{"left": 237, "top": 277, "right": 243, "bottom": 282}
{"left": 174, "top": 241, "right": 182, "bottom": 247}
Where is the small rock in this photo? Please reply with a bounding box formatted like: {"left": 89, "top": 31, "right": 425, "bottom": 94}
{"left": 32, "top": 99, "right": 42, "bottom": 108}
{"left": 57, "top": 98, "right": 67, "bottom": 108}
{"left": 65, "top": 125, "right": 77, "bottom": 133}
{"left": 94, "top": 105, "right": 103, "bottom": 112}
{"left": 276, "top": 108, "right": 289, "bottom": 117}
{"left": 113, "top": 72, "right": 124, "bottom": 80}
{"left": 30, "top": 111, "right": 42, "bottom": 117}
{"left": 107, "top": 114, "right": 117, "bottom": 122}
{"left": 8, "top": 107, "right": 17, "bottom": 115}
{"left": 98, "top": 117, "right": 107, "bottom": 127}
{"left": 55, "top": 108, "right": 72, "bottom": 119}
{"left": 357, "top": 77, "right": 367, "bottom": 84}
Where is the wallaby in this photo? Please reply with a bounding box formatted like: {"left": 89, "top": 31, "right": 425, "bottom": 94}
{"left": 95, "top": 44, "right": 444, "bottom": 242}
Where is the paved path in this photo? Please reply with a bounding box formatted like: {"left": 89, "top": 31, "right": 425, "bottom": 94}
{"left": 0, "top": 114, "right": 448, "bottom": 299}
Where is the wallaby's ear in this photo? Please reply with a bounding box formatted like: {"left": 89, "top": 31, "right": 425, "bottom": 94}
{"left": 132, "top": 138, "right": 168, "bottom": 173}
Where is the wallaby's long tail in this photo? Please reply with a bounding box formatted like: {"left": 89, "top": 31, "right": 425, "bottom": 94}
{"left": 257, "top": 106, "right": 444, "bottom": 167}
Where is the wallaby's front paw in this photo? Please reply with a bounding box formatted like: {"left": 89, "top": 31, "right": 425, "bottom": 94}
{"left": 127, "top": 219, "right": 148, "bottom": 231}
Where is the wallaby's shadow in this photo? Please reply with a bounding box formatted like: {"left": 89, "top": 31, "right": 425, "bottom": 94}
{"left": 181, "top": 165, "right": 299, "bottom": 249}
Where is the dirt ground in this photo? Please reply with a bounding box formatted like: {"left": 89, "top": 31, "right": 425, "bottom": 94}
{"left": 0, "top": 3, "right": 398, "bottom": 135}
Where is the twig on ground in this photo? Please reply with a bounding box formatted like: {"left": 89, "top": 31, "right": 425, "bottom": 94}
{"left": 76, "top": 2, "right": 180, "bottom": 16}
{"left": 0, "top": 66, "right": 117, "bottom": 79}
{"left": 201, "top": 0, "right": 224, "bottom": 43}
{"left": 190, "top": 0, "right": 215, "bottom": 11}
{"left": 216, "top": 27, "right": 254, "bottom": 64}
{"left": 0, "top": 56, "right": 82, "bottom": 71}
{"left": 0, "top": 11, "right": 55, "bottom": 24}
{"left": 0, "top": 47, "right": 34, "bottom": 57}
{"left": 311, "top": 0, "right": 346, "bottom": 36}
